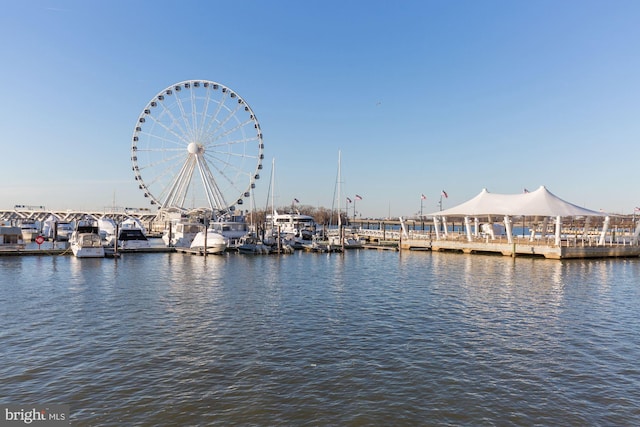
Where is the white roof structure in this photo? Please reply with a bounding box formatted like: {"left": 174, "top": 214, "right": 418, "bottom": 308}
{"left": 429, "top": 186, "right": 606, "bottom": 217}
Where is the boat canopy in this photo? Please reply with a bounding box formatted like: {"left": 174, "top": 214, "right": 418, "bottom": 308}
{"left": 428, "top": 186, "right": 606, "bottom": 217}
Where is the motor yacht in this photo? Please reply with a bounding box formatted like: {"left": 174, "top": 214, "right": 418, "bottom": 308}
{"left": 69, "top": 218, "right": 105, "bottom": 258}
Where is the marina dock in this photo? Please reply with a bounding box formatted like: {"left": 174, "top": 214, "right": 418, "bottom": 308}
{"left": 397, "top": 236, "right": 640, "bottom": 259}
{"left": 0, "top": 244, "right": 175, "bottom": 257}
{"left": 2, "top": 208, "right": 639, "bottom": 259}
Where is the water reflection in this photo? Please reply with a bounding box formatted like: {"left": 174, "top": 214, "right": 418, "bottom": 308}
{"left": 1, "top": 251, "right": 639, "bottom": 425}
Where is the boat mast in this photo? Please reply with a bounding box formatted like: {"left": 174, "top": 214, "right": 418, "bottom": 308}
{"left": 337, "top": 150, "right": 342, "bottom": 228}
{"left": 271, "top": 158, "right": 275, "bottom": 218}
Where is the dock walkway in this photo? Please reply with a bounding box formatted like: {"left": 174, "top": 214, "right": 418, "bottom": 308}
{"left": 351, "top": 229, "right": 640, "bottom": 259}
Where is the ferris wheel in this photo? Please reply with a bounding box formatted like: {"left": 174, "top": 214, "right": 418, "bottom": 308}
{"left": 131, "top": 80, "right": 264, "bottom": 214}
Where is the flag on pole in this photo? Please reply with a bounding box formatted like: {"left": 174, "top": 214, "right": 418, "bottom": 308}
{"left": 346, "top": 197, "right": 352, "bottom": 203}
{"left": 421, "top": 194, "right": 427, "bottom": 200}
{"left": 441, "top": 190, "right": 448, "bottom": 198}
{"left": 355, "top": 194, "right": 363, "bottom": 200}
{"left": 635, "top": 206, "right": 640, "bottom": 212}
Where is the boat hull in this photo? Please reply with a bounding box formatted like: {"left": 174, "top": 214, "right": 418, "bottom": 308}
{"left": 190, "top": 230, "right": 228, "bottom": 254}
{"left": 191, "top": 244, "right": 227, "bottom": 254}
{"left": 69, "top": 230, "right": 105, "bottom": 258}
{"left": 119, "top": 240, "right": 151, "bottom": 250}
{"left": 71, "top": 245, "right": 106, "bottom": 258}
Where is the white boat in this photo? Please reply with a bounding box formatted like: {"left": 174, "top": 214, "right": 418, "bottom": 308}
{"left": 98, "top": 216, "right": 117, "bottom": 245}
{"left": 237, "top": 234, "right": 272, "bottom": 254}
{"left": 57, "top": 222, "right": 74, "bottom": 241}
{"left": 328, "top": 235, "right": 364, "bottom": 249}
{"left": 162, "top": 221, "right": 202, "bottom": 247}
{"left": 328, "top": 228, "right": 365, "bottom": 249}
{"left": 19, "top": 220, "right": 40, "bottom": 242}
{"left": 42, "top": 214, "right": 74, "bottom": 241}
{"left": 190, "top": 228, "right": 228, "bottom": 254}
{"left": 69, "top": 219, "right": 105, "bottom": 258}
{"left": 265, "top": 210, "right": 317, "bottom": 248}
{"left": 263, "top": 158, "right": 317, "bottom": 249}
{"left": 208, "top": 214, "right": 250, "bottom": 248}
{"left": 300, "top": 236, "right": 341, "bottom": 253}
{"left": 0, "top": 225, "right": 25, "bottom": 250}
{"left": 41, "top": 214, "right": 58, "bottom": 240}
{"left": 116, "top": 218, "right": 150, "bottom": 250}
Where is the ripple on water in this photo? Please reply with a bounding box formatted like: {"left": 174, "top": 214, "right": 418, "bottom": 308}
{"left": 1, "top": 252, "right": 640, "bottom": 425}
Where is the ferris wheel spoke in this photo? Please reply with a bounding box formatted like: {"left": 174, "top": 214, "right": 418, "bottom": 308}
{"left": 143, "top": 112, "right": 192, "bottom": 148}
{"left": 204, "top": 152, "right": 251, "bottom": 190}
{"left": 203, "top": 153, "right": 256, "bottom": 176}
{"left": 155, "top": 98, "right": 194, "bottom": 145}
{"left": 210, "top": 135, "right": 260, "bottom": 151}
{"left": 203, "top": 118, "right": 255, "bottom": 148}
{"left": 207, "top": 105, "right": 244, "bottom": 142}
{"left": 187, "top": 85, "right": 200, "bottom": 140}
{"left": 140, "top": 158, "right": 191, "bottom": 202}
{"left": 138, "top": 150, "right": 186, "bottom": 171}
{"left": 196, "top": 86, "right": 214, "bottom": 141}
{"left": 201, "top": 91, "right": 231, "bottom": 142}
{"left": 162, "top": 155, "right": 197, "bottom": 208}
{"left": 137, "top": 146, "right": 184, "bottom": 154}
{"left": 196, "top": 155, "right": 227, "bottom": 210}
{"left": 173, "top": 89, "right": 197, "bottom": 142}
{"left": 203, "top": 144, "right": 255, "bottom": 162}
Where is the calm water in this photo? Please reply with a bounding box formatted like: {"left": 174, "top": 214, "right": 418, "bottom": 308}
{"left": 1, "top": 249, "right": 639, "bottom": 426}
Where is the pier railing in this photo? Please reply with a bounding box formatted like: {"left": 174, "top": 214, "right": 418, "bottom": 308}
{"left": 352, "top": 228, "right": 638, "bottom": 248}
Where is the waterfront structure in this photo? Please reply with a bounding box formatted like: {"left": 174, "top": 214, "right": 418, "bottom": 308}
{"left": 0, "top": 208, "right": 160, "bottom": 236}
{"left": 400, "top": 186, "right": 640, "bottom": 259}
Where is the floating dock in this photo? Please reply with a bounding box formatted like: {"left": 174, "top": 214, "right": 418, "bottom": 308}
{"left": 0, "top": 248, "right": 70, "bottom": 257}
{"left": 0, "top": 246, "right": 175, "bottom": 257}
{"left": 398, "top": 236, "right": 640, "bottom": 259}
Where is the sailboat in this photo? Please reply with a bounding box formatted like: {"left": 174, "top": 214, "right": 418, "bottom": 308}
{"left": 236, "top": 174, "right": 272, "bottom": 254}
{"left": 264, "top": 158, "right": 314, "bottom": 250}
{"left": 329, "top": 150, "right": 363, "bottom": 250}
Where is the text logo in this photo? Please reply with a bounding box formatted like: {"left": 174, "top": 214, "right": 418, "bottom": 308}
{"left": 2, "top": 405, "right": 69, "bottom": 426}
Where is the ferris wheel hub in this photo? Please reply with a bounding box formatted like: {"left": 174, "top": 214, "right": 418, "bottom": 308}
{"left": 187, "top": 142, "right": 203, "bottom": 155}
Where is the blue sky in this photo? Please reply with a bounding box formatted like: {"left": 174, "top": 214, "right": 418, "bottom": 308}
{"left": 1, "top": 0, "right": 639, "bottom": 218}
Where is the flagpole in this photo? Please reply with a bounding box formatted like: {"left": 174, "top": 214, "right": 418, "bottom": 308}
{"left": 439, "top": 190, "right": 447, "bottom": 211}
{"left": 353, "top": 197, "right": 356, "bottom": 223}
{"left": 352, "top": 195, "right": 362, "bottom": 223}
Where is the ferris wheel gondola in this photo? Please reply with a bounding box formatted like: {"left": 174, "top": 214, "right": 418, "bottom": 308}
{"left": 131, "top": 80, "right": 264, "bottom": 214}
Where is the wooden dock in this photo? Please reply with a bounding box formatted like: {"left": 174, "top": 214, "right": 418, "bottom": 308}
{"left": 362, "top": 242, "right": 399, "bottom": 251}
{"left": 0, "top": 246, "right": 175, "bottom": 257}
{"left": 0, "top": 248, "right": 70, "bottom": 256}
{"left": 399, "top": 237, "right": 640, "bottom": 259}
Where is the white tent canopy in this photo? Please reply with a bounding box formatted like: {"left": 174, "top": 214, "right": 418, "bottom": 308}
{"left": 429, "top": 186, "right": 606, "bottom": 217}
